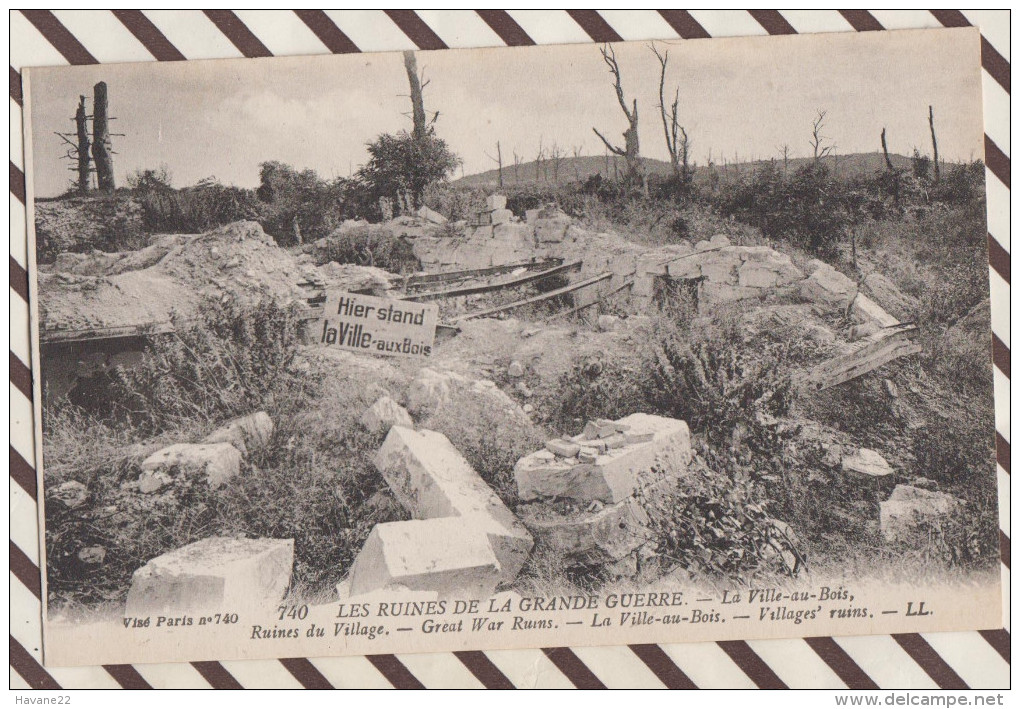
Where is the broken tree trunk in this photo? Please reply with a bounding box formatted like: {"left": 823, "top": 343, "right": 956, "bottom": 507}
{"left": 928, "top": 105, "right": 940, "bottom": 185}
{"left": 75, "top": 95, "right": 90, "bottom": 194}
{"left": 91, "top": 82, "right": 115, "bottom": 191}
{"left": 403, "top": 51, "right": 427, "bottom": 141}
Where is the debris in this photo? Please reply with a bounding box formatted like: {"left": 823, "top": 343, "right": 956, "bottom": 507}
{"left": 203, "top": 411, "right": 274, "bottom": 456}
{"left": 417, "top": 205, "right": 448, "bottom": 225}
{"left": 842, "top": 448, "right": 894, "bottom": 478}
{"left": 137, "top": 470, "right": 172, "bottom": 494}
{"left": 507, "top": 361, "right": 525, "bottom": 378}
{"left": 880, "top": 485, "right": 965, "bottom": 544}
{"left": 51, "top": 481, "right": 88, "bottom": 509}
{"left": 360, "top": 396, "right": 414, "bottom": 435}
{"left": 78, "top": 546, "right": 106, "bottom": 564}
{"left": 546, "top": 439, "right": 582, "bottom": 458}
{"left": 884, "top": 378, "right": 899, "bottom": 398}
{"left": 141, "top": 442, "right": 242, "bottom": 489}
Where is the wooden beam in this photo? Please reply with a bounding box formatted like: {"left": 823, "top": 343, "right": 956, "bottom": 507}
{"left": 404, "top": 258, "right": 562, "bottom": 289}
{"left": 404, "top": 260, "right": 581, "bottom": 301}
{"left": 452, "top": 271, "right": 613, "bottom": 323}
{"left": 802, "top": 324, "right": 921, "bottom": 390}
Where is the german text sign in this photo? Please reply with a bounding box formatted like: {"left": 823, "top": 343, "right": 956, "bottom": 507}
{"left": 318, "top": 291, "right": 438, "bottom": 357}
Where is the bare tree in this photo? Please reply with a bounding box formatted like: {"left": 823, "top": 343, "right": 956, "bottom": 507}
{"left": 928, "top": 105, "right": 940, "bottom": 184}
{"left": 572, "top": 145, "right": 584, "bottom": 181}
{"left": 535, "top": 138, "right": 544, "bottom": 181}
{"left": 92, "top": 82, "right": 115, "bottom": 191}
{"left": 485, "top": 141, "right": 503, "bottom": 188}
{"left": 512, "top": 150, "right": 521, "bottom": 183}
{"left": 880, "top": 128, "right": 894, "bottom": 171}
{"left": 402, "top": 51, "right": 429, "bottom": 140}
{"left": 549, "top": 143, "right": 564, "bottom": 183}
{"left": 652, "top": 45, "right": 688, "bottom": 182}
{"left": 778, "top": 144, "right": 791, "bottom": 175}
{"left": 592, "top": 44, "right": 643, "bottom": 189}
{"left": 810, "top": 109, "right": 834, "bottom": 162}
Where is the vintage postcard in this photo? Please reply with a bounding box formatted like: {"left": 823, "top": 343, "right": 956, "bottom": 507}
{"left": 24, "top": 26, "right": 1001, "bottom": 666}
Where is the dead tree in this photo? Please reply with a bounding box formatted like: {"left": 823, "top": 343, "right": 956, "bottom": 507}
{"left": 880, "top": 128, "right": 895, "bottom": 171}
{"left": 928, "top": 105, "right": 940, "bottom": 184}
{"left": 651, "top": 45, "right": 692, "bottom": 185}
{"left": 403, "top": 51, "right": 428, "bottom": 141}
{"left": 512, "top": 150, "right": 521, "bottom": 183}
{"left": 592, "top": 44, "right": 643, "bottom": 190}
{"left": 74, "top": 96, "right": 90, "bottom": 192}
{"left": 92, "top": 82, "right": 115, "bottom": 191}
{"left": 535, "top": 138, "right": 544, "bottom": 181}
{"left": 810, "top": 109, "right": 834, "bottom": 162}
{"left": 549, "top": 143, "right": 563, "bottom": 183}
{"left": 778, "top": 144, "right": 791, "bottom": 175}
{"left": 572, "top": 145, "right": 584, "bottom": 180}
{"left": 485, "top": 141, "right": 504, "bottom": 188}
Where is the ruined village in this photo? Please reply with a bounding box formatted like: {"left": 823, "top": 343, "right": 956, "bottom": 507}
{"left": 32, "top": 43, "right": 999, "bottom": 623}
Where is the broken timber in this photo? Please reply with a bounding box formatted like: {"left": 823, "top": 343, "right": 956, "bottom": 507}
{"left": 402, "top": 260, "right": 582, "bottom": 301}
{"left": 803, "top": 323, "right": 921, "bottom": 390}
{"left": 452, "top": 271, "right": 613, "bottom": 323}
{"left": 403, "top": 258, "right": 563, "bottom": 290}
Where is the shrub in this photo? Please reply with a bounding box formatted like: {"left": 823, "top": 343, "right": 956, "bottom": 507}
{"left": 643, "top": 467, "right": 805, "bottom": 579}
{"left": 111, "top": 296, "right": 300, "bottom": 434}
{"left": 137, "top": 178, "right": 260, "bottom": 234}
{"left": 256, "top": 161, "right": 352, "bottom": 245}
{"left": 357, "top": 131, "right": 460, "bottom": 214}
{"left": 317, "top": 225, "right": 421, "bottom": 274}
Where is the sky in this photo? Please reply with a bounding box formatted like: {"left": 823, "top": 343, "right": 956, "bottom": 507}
{"left": 25, "top": 27, "right": 984, "bottom": 198}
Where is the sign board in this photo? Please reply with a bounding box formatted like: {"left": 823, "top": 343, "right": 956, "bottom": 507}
{"left": 318, "top": 291, "right": 438, "bottom": 358}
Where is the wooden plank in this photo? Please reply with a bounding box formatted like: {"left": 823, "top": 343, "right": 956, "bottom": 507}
{"left": 404, "top": 258, "right": 562, "bottom": 288}
{"left": 40, "top": 321, "right": 175, "bottom": 344}
{"left": 452, "top": 271, "right": 613, "bottom": 323}
{"left": 804, "top": 325, "right": 920, "bottom": 390}
{"left": 403, "top": 260, "right": 582, "bottom": 301}
{"left": 544, "top": 279, "right": 634, "bottom": 322}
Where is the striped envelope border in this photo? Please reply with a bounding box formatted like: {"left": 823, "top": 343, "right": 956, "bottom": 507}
{"left": 9, "top": 10, "right": 1010, "bottom": 690}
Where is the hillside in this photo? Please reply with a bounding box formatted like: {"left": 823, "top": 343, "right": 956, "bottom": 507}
{"left": 454, "top": 151, "right": 916, "bottom": 188}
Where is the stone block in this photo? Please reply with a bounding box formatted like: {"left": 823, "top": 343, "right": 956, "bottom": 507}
{"left": 535, "top": 218, "right": 570, "bottom": 243}
{"left": 701, "top": 283, "right": 760, "bottom": 304}
{"left": 698, "top": 255, "right": 741, "bottom": 284}
{"left": 417, "top": 205, "right": 448, "bottom": 224}
{"left": 880, "top": 485, "right": 965, "bottom": 544}
{"left": 348, "top": 518, "right": 502, "bottom": 597}
{"left": 126, "top": 537, "right": 293, "bottom": 616}
{"left": 486, "top": 194, "right": 507, "bottom": 210}
{"left": 709, "top": 234, "right": 731, "bottom": 248}
{"left": 490, "top": 208, "right": 512, "bottom": 226}
{"left": 516, "top": 413, "right": 691, "bottom": 504}
{"left": 517, "top": 496, "right": 649, "bottom": 560}
{"left": 361, "top": 396, "right": 414, "bottom": 435}
{"left": 547, "top": 439, "right": 581, "bottom": 458}
{"left": 374, "top": 427, "right": 532, "bottom": 584}
{"left": 666, "top": 258, "right": 701, "bottom": 279}
{"left": 141, "top": 443, "right": 242, "bottom": 488}
{"left": 738, "top": 258, "right": 804, "bottom": 289}
{"left": 800, "top": 264, "right": 857, "bottom": 311}
{"left": 695, "top": 240, "right": 713, "bottom": 252}
{"left": 203, "top": 411, "right": 273, "bottom": 456}
{"left": 842, "top": 448, "right": 894, "bottom": 478}
{"left": 852, "top": 293, "right": 900, "bottom": 328}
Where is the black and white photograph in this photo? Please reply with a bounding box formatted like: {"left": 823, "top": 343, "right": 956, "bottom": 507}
{"left": 24, "top": 26, "right": 1002, "bottom": 666}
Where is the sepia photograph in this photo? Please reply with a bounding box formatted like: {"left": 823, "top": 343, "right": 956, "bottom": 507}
{"left": 24, "top": 26, "right": 1001, "bottom": 666}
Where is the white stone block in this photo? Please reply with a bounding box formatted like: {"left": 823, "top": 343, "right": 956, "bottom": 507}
{"left": 203, "top": 411, "right": 273, "bottom": 456}
{"left": 486, "top": 194, "right": 507, "bottom": 210}
{"left": 348, "top": 518, "right": 501, "bottom": 597}
{"left": 880, "top": 485, "right": 965, "bottom": 544}
{"left": 141, "top": 442, "right": 242, "bottom": 488}
{"left": 126, "top": 537, "right": 293, "bottom": 615}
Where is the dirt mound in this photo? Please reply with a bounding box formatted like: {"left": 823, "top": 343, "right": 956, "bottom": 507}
{"left": 39, "top": 221, "right": 396, "bottom": 337}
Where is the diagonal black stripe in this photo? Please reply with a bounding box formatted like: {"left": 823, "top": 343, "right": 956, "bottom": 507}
{"left": 566, "top": 10, "right": 623, "bottom": 43}
{"left": 203, "top": 10, "right": 272, "bottom": 58}
{"left": 10, "top": 636, "right": 62, "bottom": 689}
{"left": 541, "top": 647, "right": 607, "bottom": 689}
{"left": 717, "top": 640, "right": 788, "bottom": 689}
{"left": 103, "top": 664, "right": 153, "bottom": 689}
{"left": 629, "top": 644, "right": 698, "bottom": 688}
{"left": 892, "top": 634, "right": 969, "bottom": 689}
{"left": 10, "top": 540, "right": 41, "bottom": 599}
{"left": 294, "top": 10, "right": 360, "bottom": 53}
{"left": 112, "top": 10, "right": 187, "bottom": 61}
{"left": 20, "top": 10, "right": 98, "bottom": 64}
{"left": 11, "top": 255, "right": 29, "bottom": 302}
{"left": 11, "top": 351, "right": 33, "bottom": 401}
{"left": 279, "top": 657, "right": 334, "bottom": 689}
{"left": 11, "top": 161, "right": 25, "bottom": 204}
{"left": 10, "top": 65, "right": 23, "bottom": 106}
{"left": 384, "top": 10, "right": 447, "bottom": 50}
{"left": 366, "top": 654, "right": 425, "bottom": 689}
{"left": 454, "top": 650, "right": 516, "bottom": 689}
{"left": 476, "top": 10, "right": 535, "bottom": 46}
{"left": 804, "top": 637, "right": 879, "bottom": 689}
{"left": 11, "top": 445, "right": 37, "bottom": 499}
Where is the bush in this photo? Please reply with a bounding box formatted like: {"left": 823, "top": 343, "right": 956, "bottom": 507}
{"left": 317, "top": 225, "right": 421, "bottom": 274}
{"left": 35, "top": 194, "right": 147, "bottom": 263}
{"left": 137, "top": 178, "right": 260, "bottom": 234}
{"left": 110, "top": 297, "right": 300, "bottom": 434}
{"left": 256, "top": 161, "right": 352, "bottom": 245}
{"left": 643, "top": 467, "right": 804, "bottom": 579}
